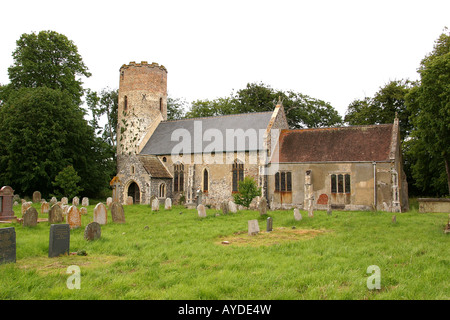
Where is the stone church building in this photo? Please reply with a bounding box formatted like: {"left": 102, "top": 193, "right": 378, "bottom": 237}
{"left": 115, "top": 61, "right": 408, "bottom": 212}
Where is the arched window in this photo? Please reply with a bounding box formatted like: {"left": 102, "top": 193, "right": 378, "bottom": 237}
{"left": 124, "top": 95, "right": 128, "bottom": 112}
{"left": 159, "top": 97, "right": 163, "bottom": 112}
{"left": 174, "top": 163, "right": 184, "bottom": 192}
{"left": 232, "top": 160, "right": 244, "bottom": 192}
{"left": 203, "top": 168, "right": 209, "bottom": 192}
{"left": 159, "top": 183, "right": 166, "bottom": 198}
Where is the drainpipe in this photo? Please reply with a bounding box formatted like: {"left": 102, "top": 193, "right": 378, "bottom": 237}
{"left": 373, "top": 162, "right": 377, "bottom": 210}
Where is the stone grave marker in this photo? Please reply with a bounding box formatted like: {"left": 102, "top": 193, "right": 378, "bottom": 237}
{"left": 327, "top": 205, "right": 332, "bottom": 216}
{"left": 197, "top": 204, "right": 206, "bottom": 218}
{"left": 126, "top": 196, "right": 133, "bottom": 205}
{"left": 84, "top": 222, "right": 101, "bottom": 241}
{"left": 221, "top": 201, "right": 229, "bottom": 215}
{"left": 294, "top": 208, "right": 302, "bottom": 221}
{"left": 41, "top": 201, "right": 50, "bottom": 214}
{"left": 248, "top": 220, "right": 260, "bottom": 235}
{"left": 21, "top": 201, "right": 32, "bottom": 215}
{"left": 266, "top": 217, "right": 273, "bottom": 232}
{"left": 81, "top": 197, "right": 89, "bottom": 207}
{"left": 32, "top": 191, "right": 41, "bottom": 203}
{"left": 151, "top": 198, "right": 159, "bottom": 211}
{"left": 48, "top": 224, "right": 70, "bottom": 258}
{"left": 308, "top": 205, "right": 314, "bottom": 218}
{"left": 80, "top": 207, "right": 87, "bottom": 215}
{"left": 0, "top": 186, "right": 16, "bottom": 221}
{"left": 0, "top": 227, "right": 16, "bottom": 264}
{"left": 259, "top": 197, "right": 268, "bottom": 216}
{"left": 49, "top": 204, "right": 64, "bottom": 223}
{"left": 392, "top": 215, "right": 397, "bottom": 223}
{"left": 165, "top": 198, "right": 172, "bottom": 210}
{"left": 72, "top": 197, "right": 80, "bottom": 206}
{"left": 61, "top": 197, "right": 68, "bottom": 205}
{"left": 106, "top": 197, "right": 113, "bottom": 208}
{"left": 67, "top": 206, "right": 81, "bottom": 229}
{"left": 228, "top": 201, "right": 237, "bottom": 213}
{"left": 94, "top": 203, "right": 107, "bottom": 225}
{"left": 111, "top": 202, "right": 125, "bottom": 223}
{"left": 23, "top": 207, "right": 38, "bottom": 227}
{"left": 50, "top": 197, "right": 58, "bottom": 206}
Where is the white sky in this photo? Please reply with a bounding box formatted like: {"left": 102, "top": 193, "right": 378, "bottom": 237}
{"left": 0, "top": 0, "right": 449, "bottom": 116}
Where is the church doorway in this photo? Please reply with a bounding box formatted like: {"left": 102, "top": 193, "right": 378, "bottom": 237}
{"left": 128, "top": 182, "right": 140, "bottom": 204}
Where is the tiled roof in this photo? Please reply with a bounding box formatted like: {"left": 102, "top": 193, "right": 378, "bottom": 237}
{"left": 138, "top": 155, "right": 172, "bottom": 178}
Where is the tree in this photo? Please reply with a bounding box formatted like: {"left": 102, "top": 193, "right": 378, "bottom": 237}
{"left": 7, "top": 30, "right": 91, "bottom": 105}
{"left": 167, "top": 96, "right": 188, "bottom": 120}
{"left": 406, "top": 29, "right": 450, "bottom": 195}
{"left": 233, "top": 176, "right": 262, "bottom": 209}
{"left": 51, "top": 165, "right": 83, "bottom": 200}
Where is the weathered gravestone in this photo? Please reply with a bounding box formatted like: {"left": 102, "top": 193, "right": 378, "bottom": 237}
{"left": 61, "top": 197, "right": 68, "bottom": 205}
{"left": 41, "top": 201, "right": 50, "bottom": 214}
{"left": 50, "top": 197, "right": 57, "bottom": 206}
{"left": 106, "top": 197, "right": 113, "bottom": 208}
{"left": 266, "top": 217, "right": 273, "bottom": 232}
{"left": 0, "top": 227, "right": 16, "bottom": 264}
{"left": 72, "top": 197, "right": 80, "bottom": 207}
{"left": 151, "top": 198, "right": 159, "bottom": 211}
{"left": 81, "top": 197, "right": 89, "bottom": 207}
{"left": 49, "top": 204, "right": 64, "bottom": 223}
{"left": 84, "top": 222, "right": 101, "bottom": 241}
{"left": 21, "top": 202, "right": 32, "bottom": 215}
{"left": 32, "top": 191, "right": 41, "bottom": 203}
{"left": 126, "top": 196, "right": 133, "bottom": 205}
{"left": 67, "top": 206, "right": 81, "bottom": 229}
{"left": 0, "top": 186, "right": 16, "bottom": 221}
{"left": 94, "top": 203, "right": 107, "bottom": 225}
{"left": 327, "top": 205, "right": 332, "bottom": 216}
{"left": 308, "top": 205, "right": 314, "bottom": 218}
{"left": 80, "top": 207, "right": 88, "bottom": 215}
{"left": 259, "top": 198, "right": 268, "bottom": 216}
{"left": 165, "top": 198, "right": 172, "bottom": 210}
{"left": 197, "top": 204, "right": 206, "bottom": 218}
{"left": 294, "top": 208, "right": 302, "bottom": 221}
{"left": 111, "top": 202, "right": 125, "bottom": 223}
{"left": 48, "top": 224, "right": 70, "bottom": 257}
{"left": 248, "top": 219, "right": 260, "bottom": 235}
{"left": 221, "top": 201, "right": 229, "bottom": 215}
{"left": 23, "top": 207, "right": 38, "bottom": 227}
{"left": 228, "top": 201, "right": 237, "bottom": 213}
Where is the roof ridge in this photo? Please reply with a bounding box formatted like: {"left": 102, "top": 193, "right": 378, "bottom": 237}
{"left": 161, "top": 111, "right": 274, "bottom": 123}
{"left": 281, "top": 123, "right": 393, "bottom": 133}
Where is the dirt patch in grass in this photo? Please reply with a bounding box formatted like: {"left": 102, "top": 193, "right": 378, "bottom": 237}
{"left": 216, "top": 227, "right": 329, "bottom": 247}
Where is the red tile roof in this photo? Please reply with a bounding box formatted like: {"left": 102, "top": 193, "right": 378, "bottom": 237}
{"left": 274, "top": 124, "right": 394, "bottom": 163}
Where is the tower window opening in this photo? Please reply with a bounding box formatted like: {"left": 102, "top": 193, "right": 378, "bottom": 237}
{"left": 160, "top": 98, "right": 163, "bottom": 112}
{"left": 124, "top": 96, "right": 128, "bottom": 112}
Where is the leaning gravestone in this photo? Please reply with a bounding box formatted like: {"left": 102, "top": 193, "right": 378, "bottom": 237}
{"left": 228, "top": 201, "right": 237, "bottom": 213}
{"left": 259, "top": 198, "right": 268, "bottom": 216}
{"left": 151, "top": 198, "right": 159, "bottom": 211}
{"left": 84, "top": 222, "right": 101, "bottom": 241}
{"left": 165, "top": 198, "right": 172, "bottom": 210}
{"left": 32, "top": 191, "right": 41, "bottom": 203}
{"left": 111, "top": 202, "right": 125, "bottom": 223}
{"left": 72, "top": 197, "right": 80, "bottom": 206}
{"left": 294, "top": 208, "right": 302, "bottom": 221}
{"left": 94, "top": 203, "right": 107, "bottom": 225}
{"left": 197, "top": 204, "right": 206, "bottom": 218}
{"left": 248, "top": 220, "right": 260, "bottom": 235}
{"left": 49, "top": 204, "right": 64, "bottom": 223}
{"left": 48, "top": 224, "right": 70, "bottom": 258}
{"left": 67, "top": 206, "right": 81, "bottom": 229}
{"left": 23, "top": 207, "right": 38, "bottom": 227}
{"left": 221, "top": 201, "right": 229, "bottom": 215}
{"left": 81, "top": 197, "right": 89, "bottom": 207}
{"left": 0, "top": 227, "right": 16, "bottom": 264}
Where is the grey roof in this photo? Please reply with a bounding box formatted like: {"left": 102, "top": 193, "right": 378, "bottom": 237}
{"left": 140, "top": 112, "right": 273, "bottom": 155}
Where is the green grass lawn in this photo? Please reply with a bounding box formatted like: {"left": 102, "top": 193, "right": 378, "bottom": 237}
{"left": 0, "top": 201, "right": 449, "bottom": 300}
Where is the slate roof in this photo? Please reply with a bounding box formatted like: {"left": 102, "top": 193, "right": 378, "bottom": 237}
{"left": 138, "top": 155, "right": 172, "bottom": 178}
{"left": 273, "top": 124, "right": 394, "bottom": 163}
{"left": 140, "top": 112, "right": 273, "bottom": 155}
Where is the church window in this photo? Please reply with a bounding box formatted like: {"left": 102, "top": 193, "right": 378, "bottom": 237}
{"left": 124, "top": 96, "right": 128, "bottom": 112}
{"left": 159, "top": 183, "right": 166, "bottom": 198}
{"left": 160, "top": 98, "right": 163, "bottom": 112}
{"left": 174, "top": 163, "right": 184, "bottom": 192}
{"left": 275, "top": 171, "right": 292, "bottom": 192}
{"left": 131, "top": 166, "right": 135, "bottom": 174}
{"left": 203, "top": 169, "right": 209, "bottom": 192}
{"left": 331, "top": 174, "right": 351, "bottom": 193}
{"left": 232, "top": 160, "right": 244, "bottom": 192}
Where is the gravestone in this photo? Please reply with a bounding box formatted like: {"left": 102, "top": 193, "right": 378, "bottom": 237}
{"left": 327, "top": 205, "right": 332, "bottom": 216}
{"left": 67, "top": 206, "right": 81, "bottom": 229}
{"left": 48, "top": 224, "right": 70, "bottom": 258}
{"left": 308, "top": 205, "right": 314, "bottom": 218}
{"left": 94, "top": 203, "right": 108, "bottom": 225}
{"left": 197, "top": 204, "right": 206, "bottom": 218}
{"left": 110, "top": 176, "right": 121, "bottom": 203}
{"left": 151, "top": 198, "right": 159, "bottom": 211}
{"left": 0, "top": 227, "right": 16, "bottom": 264}
{"left": 196, "top": 190, "right": 202, "bottom": 206}
{"left": 49, "top": 204, "right": 64, "bottom": 223}
{"left": 165, "top": 198, "right": 172, "bottom": 210}
{"left": 392, "top": 215, "right": 397, "bottom": 223}
{"left": 63, "top": 205, "right": 70, "bottom": 216}
{"left": 294, "top": 208, "right": 302, "bottom": 221}
{"left": 72, "top": 197, "right": 80, "bottom": 206}
{"left": 21, "top": 202, "right": 32, "bottom": 215}
{"left": 228, "top": 201, "right": 237, "bottom": 213}
{"left": 0, "top": 186, "right": 16, "bottom": 221}
{"left": 259, "top": 198, "right": 268, "bottom": 216}
{"left": 50, "top": 197, "right": 58, "bottom": 206}
{"left": 23, "top": 207, "right": 38, "bottom": 227}
{"left": 61, "top": 197, "right": 68, "bottom": 205}
{"left": 111, "top": 202, "right": 125, "bottom": 223}
{"left": 80, "top": 207, "right": 88, "bottom": 215}
{"left": 84, "top": 222, "right": 101, "bottom": 241}
{"left": 126, "top": 196, "right": 133, "bottom": 205}
{"left": 266, "top": 217, "right": 273, "bottom": 232}
{"left": 41, "top": 201, "right": 50, "bottom": 214}
{"left": 221, "top": 201, "right": 229, "bottom": 215}
{"left": 81, "top": 197, "right": 89, "bottom": 207}
{"left": 248, "top": 220, "right": 260, "bottom": 235}
{"left": 106, "top": 197, "right": 113, "bottom": 208}
{"left": 32, "top": 191, "right": 41, "bottom": 203}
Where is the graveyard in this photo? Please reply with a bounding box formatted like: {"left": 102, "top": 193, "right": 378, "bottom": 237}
{"left": 0, "top": 198, "right": 449, "bottom": 300}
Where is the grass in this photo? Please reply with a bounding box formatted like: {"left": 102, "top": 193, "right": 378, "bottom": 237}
{"left": 0, "top": 201, "right": 449, "bottom": 300}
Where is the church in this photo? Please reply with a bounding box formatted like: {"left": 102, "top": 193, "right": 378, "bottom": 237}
{"left": 114, "top": 61, "right": 408, "bottom": 212}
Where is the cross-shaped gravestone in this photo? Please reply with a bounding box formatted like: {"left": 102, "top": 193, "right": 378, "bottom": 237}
{"left": 110, "top": 176, "right": 121, "bottom": 203}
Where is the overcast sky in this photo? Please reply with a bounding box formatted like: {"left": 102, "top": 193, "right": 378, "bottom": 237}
{"left": 1, "top": 0, "right": 449, "bottom": 116}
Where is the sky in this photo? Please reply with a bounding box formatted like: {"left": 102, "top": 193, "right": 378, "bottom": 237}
{"left": 0, "top": 0, "right": 449, "bottom": 116}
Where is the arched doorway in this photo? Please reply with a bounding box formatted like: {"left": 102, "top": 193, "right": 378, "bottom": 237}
{"left": 128, "top": 182, "right": 140, "bottom": 204}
